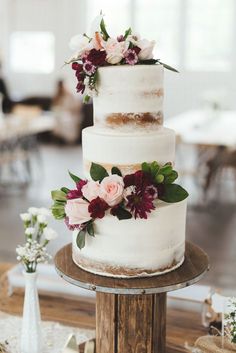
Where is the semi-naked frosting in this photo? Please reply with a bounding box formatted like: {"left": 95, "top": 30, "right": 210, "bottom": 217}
{"left": 93, "top": 65, "right": 164, "bottom": 131}
{"left": 82, "top": 126, "right": 175, "bottom": 177}
{"left": 72, "top": 200, "right": 187, "bottom": 277}
{"left": 72, "top": 64, "right": 187, "bottom": 278}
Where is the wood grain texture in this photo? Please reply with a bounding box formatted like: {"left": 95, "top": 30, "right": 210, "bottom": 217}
{"left": 153, "top": 293, "right": 167, "bottom": 352}
{"left": 96, "top": 292, "right": 116, "bottom": 353}
{"left": 54, "top": 241, "right": 209, "bottom": 295}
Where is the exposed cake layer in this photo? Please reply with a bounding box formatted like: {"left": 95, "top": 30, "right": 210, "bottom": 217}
{"left": 72, "top": 200, "right": 187, "bottom": 278}
{"left": 93, "top": 65, "right": 164, "bottom": 131}
{"left": 82, "top": 126, "right": 175, "bottom": 177}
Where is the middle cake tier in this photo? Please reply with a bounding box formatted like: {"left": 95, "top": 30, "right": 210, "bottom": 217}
{"left": 82, "top": 126, "right": 176, "bottom": 178}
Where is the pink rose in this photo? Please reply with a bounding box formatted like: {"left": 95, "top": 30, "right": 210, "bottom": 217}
{"left": 65, "top": 198, "right": 91, "bottom": 225}
{"left": 100, "top": 175, "right": 124, "bottom": 207}
{"left": 105, "top": 38, "right": 129, "bottom": 64}
{"left": 137, "top": 39, "right": 155, "bottom": 60}
{"left": 82, "top": 180, "right": 100, "bottom": 201}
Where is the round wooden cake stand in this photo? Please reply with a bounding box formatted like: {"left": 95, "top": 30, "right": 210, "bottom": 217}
{"left": 55, "top": 241, "right": 209, "bottom": 353}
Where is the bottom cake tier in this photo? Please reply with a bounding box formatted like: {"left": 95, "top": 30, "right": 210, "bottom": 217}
{"left": 72, "top": 200, "right": 187, "bottom": 278}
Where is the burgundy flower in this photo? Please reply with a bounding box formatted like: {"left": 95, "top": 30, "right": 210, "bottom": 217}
{"left": 72, "top": 62, "right": 83, "bottom": 71}
{"left": 83, "top": 61, "right": 97, "bottom": 75}
{"left": 126, "top": 191, "right": 155, "bottom": 219}
{"left": 76, "top": 71, "right": 85, "bottom": 81}
{"left": 88, "top": 197, "right": 109, "bottom": 219}
{"left": 146, "top": 185, "right": 158, "bottom": 199}
{"left": 133, "top": 46, "right": 141, "bottom": 55}
{"left": 117, "top": 35, "right": 125, "bottom": 42}
{"left": 67, "top": 189, "right": 82, "bottom": 200}
{"left": 124, "top": 170, "right": 152, "bottom": 191}
{"left": 87, "top": 49, "right": 106, "bottom": 66}
{"left": 124, "top": 49, "right": 139, "bottom": 65}
{"left": 76, "top": 179, "right": 87, "bottom": 193}
{"left": 76, "top": 81, "right": 85, "bottom": 94}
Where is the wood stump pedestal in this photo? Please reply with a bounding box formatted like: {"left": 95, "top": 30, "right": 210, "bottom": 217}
{"left": 55, "top": 242, "right": 209, "bottom": 353}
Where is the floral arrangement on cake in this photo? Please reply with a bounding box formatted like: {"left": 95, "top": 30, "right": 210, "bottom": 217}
{"left": 225, "top": 297, "right": 236, "bottom": 344}
{"left": 51, "top": 162, "right": 188, "bottom": 249}
{"left": 16, "top": 207, "right": 58, "bottom": 272}
{"left": 67, "top": 14, "right": 178, "bottom": 102}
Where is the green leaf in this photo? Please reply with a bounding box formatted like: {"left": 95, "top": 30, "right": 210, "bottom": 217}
{"left": 157, "top": 61, "right": 179, "bottom": 73}
{"left": 61, "top": 187, "right": 70, "bottom": 194}
{"left": 111, "top": 166, "right": 122, "bottom": 176}
{"left": 159, "top": 184, "right": 189, "bottom": 203}
{"left": 76, "top": 230, "right": 86, "bottom": 249}
{"left": 51, "top": 190, "right": 67, "bottom": 202}
{"left": 51, "top": 204, "right": 65, "bottom": 219}
{"left": 87, "top": 222, "right": 95, "bottom": 237}
{"left": 90, "top": 162, "right": 109, "bottom": 181}
{"left": 68, "top": 171, "right": 81, "bottom": 183}
{"left": 159, "top": 164, "right": 173, "bottom": 176}
{"left": 124, "top": 27, "right": 132, "bottom": 39}
{"left": 112, "top": 206, "right": 132, "bottom": 220}
{"left": 138, "top": 59, "right": 159, "bottom": 65}
{"left": 83, "top": 95, "right": 90, "bottom": 104}
{"left": 141, "top": 162, "right": 151, "bottom": 174}
{"left": 164, "top": 170, "right": 178, "bottom": 184}
{"left": 100, "top": 18, "right": 109, "bottom": 40}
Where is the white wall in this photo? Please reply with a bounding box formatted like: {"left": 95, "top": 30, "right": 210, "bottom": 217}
{"left": 1, "top": 0, "right": 236, "bottom": 118}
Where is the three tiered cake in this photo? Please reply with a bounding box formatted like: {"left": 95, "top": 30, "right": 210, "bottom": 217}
{"left": 51, "top": 16, "right": 188, "bottom": 278}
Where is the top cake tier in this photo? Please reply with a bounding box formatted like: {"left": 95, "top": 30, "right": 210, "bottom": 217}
{"left": 93, "top": 65, "right": 164, "bottom": 131}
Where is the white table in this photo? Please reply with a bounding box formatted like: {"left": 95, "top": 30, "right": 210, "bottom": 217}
{"left": 166, "top": 109, "right": 236, "bottom": 148}
{"left": 0, "top": 113, "right": 55, "bottom": 142}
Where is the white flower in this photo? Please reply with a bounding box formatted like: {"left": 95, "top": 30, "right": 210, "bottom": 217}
{"left": 90, "top": 14, "right": 104, "bottom": 36}
{"left": 16, "top": 246, "right": 26, "bottom": 257}
{"left": 137, "top": 39, "right": 155, "bottom": 60}
{"left": 28, "top": 207, "right": 39, "bottom": 216}
{"left": 105, "top": 38, "right": 129, "bottom": 64}
{"left": 69, "top": 34, "right": 92, "bottom": 58}
{"left": 38, "top": 207, "right": 51, "bottom": 217}
{"left": 43, "top": 227, "right": 58, "bottom": 241}
{"left": 25, "top": 227, "right": 35, "bottom": 236}
{"left": 127, "top": 33, "right": 141, "bottom": 45}
{"left": 37, "top": 214, "right": 47, "bottom": 224}
{"left": 20, "top": 213, "right": 31, "bottom": 222}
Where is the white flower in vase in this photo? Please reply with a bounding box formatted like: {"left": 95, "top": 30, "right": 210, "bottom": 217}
{"left": 43, "top": 227, "right": 58, "bottom": 241}
{"left": 20, "top": 213, "right": 31, "bottom": 222}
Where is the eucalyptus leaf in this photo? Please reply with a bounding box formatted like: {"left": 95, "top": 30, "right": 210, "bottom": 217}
{"left": 138, "top": 59, "right": 159, "bottom": 65}
{"left": 159, "top": 184, "right": 189, "bottom": 203}
{"left": 76, "top": 230, "right": 86, "bottom": 249}
{"left": 87, "top": 222, "right": 95, "bottom": 237}
{"left": 90, "top": 162, "right": 109, "bottom": 181}
{"left": 68, "top": 171, "right": 81, "bottom": 183}
{"left": 111, "top": 166, "right": 122, "bottom": 176}
{"left": 51, "top": 190, "right": 67, "bottom": 202}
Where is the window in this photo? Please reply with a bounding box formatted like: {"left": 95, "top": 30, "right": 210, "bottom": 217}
{"left": 86, "top": 0, "right": 132, "bottom": 36}
{"left": 10, "top": 31, "right": 55, "bottom": 74}
{"left": 185, "top": 0, "right": 235, "bottom": 71}
{"left": 134, "top": 0, "right": 180, "bottom": 65}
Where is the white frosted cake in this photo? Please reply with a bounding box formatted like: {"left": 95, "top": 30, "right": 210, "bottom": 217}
{"left": 71, "top": 65, "right": 187, "bottom": 277}
{"left": 51, "top": 19, "right": 188, "bottom": 278}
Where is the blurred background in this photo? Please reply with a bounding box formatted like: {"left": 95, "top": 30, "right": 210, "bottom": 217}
{"left": 0, "top": 0, "right": 235, "bottom": 294}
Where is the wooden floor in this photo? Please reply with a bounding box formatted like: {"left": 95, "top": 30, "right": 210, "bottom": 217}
{"left": 0, "top": 266, "right": 207, "bottom": 353}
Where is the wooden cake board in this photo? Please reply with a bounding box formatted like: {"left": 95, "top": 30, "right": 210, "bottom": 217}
{"left": 55, "top": 241, "right": 209, "bottom": 353}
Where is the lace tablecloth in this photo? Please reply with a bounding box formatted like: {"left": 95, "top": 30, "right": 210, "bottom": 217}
{"left": 0, "top": 311, "right": 95, "bottom": 353}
